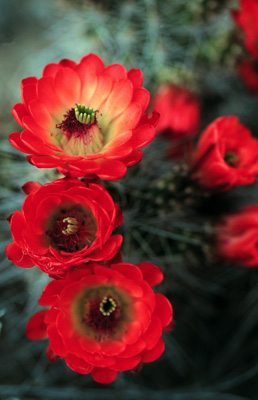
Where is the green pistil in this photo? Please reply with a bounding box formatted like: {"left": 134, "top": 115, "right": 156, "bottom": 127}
{"left": 75, "top": 104, "right": 95, "bottom": 124}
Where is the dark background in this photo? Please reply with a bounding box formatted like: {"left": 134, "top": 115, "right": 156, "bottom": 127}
{"left": 1, "top": 0, "right": 258, "bottom": 399}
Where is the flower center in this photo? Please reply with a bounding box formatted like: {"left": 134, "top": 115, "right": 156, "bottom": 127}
{"left": 56, "top": 104, "right": 97, "bottom": 140}
{"left": 84, "top": 295, "right": 120, "bottom": 339}
{"left": 46, "top": 206, "right": 97, "bottom": 253}
{"left": 72, "top": 286, "right": 133, "bottom": 342}
{"left": 54, "top": 104, "right": 104, "bottom": 156}
{"left": 224, "top": 152, "right": 239, "bottom": 167}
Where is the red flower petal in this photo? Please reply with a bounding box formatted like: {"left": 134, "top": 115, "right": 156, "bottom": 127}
{"left": 141, "top": 337, "right": 165, "bottom": 363}
{"left": 139, "top": 111, "right": 160, "bottom": 127}
{"left": 9, "top": 132, "right": 32, "bottom": 154}
{"left": 22, "top": 84, "right": 37, "bottom": 108}
{"left": 90, "top": 235, "right": 123, "bottom": 262}
{"left": 97, "top": 159, "right": 127, "bottom": 180}
{"left": 38, "top": 280, "right": 66, "bottom": 306}
{"left": 22, "top": 181, "right": 42, "bottom": 195}
{"left": 105, "top": 64, "right": 127, "bottom": 81}
{"left": 132, "top": 88, "right": 150, "bottom": 112}
{"left": 111, "top": 263, "right": 143, "bottom": 282}
{"left": 88, "top": 71, "right": 113, "bottom": 109}
{"left": 121, "top": 150, "right": 143, "bottom": 166}
{"left": 137, "top": 262, "right": 164, "bottom": 286}
{"left": 26, "top": 310, "right": 48, "bottom": 340}
{"left": 154, "top": 293, "right": 173, "bottom": 327}
{"left": 37, "top": 76, "right": 64, "bottom": 111}
{"left": 122, "top": 321, "right": 142, "bottom": 345}
{"left": 142, "top": 315, "right": 163, "bottom": 350}
{"left": 12, "top": 103, "right": 28, "bottom": 126}
{"left": 91, "top": 367, "right": 118, "bottom": 384}
{"left": 103, "top": 80, "right": 133, "bottom": 119}
{"left": 112, "top": 354, "right": 142, "bottom": 371}
{"left": 43, "top": 63, "right": 60, "bottom": 77}
{"left": 5, "top": 242, "right": 34, "bottom": 268}
{"left": 10, "top": 210, "right": 26, "bottom": 246}
{"left": 54, "top": 67, "right": 81, "bottom": 106}
{"left": 127, "top": 68, "right": 144, "bottom": 88}
{"left": 118, "top": 339, "right": 146, "bottom": 358}
{"left": 114, "top": 203, "right": 123, "bottom": 227}
{"left": 134, "top": 301, "right": 152, "bottom": 331}
{"left": 76, "top": 60, "right": 98, "bottom": 105}
{"left": 46, "top": 345, "right": 60, "bottom": 362}
{"left": 112, "top": 103, "right": 142, "bottom": 136}
{"left": 100, "top": 340, "right": 126, "bottom": 356}
{"left": 28, "top": 100, "right": 52, "bottom": 129}
{"left": 79, "top": 53, "right": 105, "bottom": 74}
{"left": 130, "top": 124, "right": 156, "bottom": 150}
{"left": 47, "top": 324, "right": 67, "bottom": 357}
{"left": 65, "top": 354, "right": 93, "bottom": 374}
{"left": 21, "top": 76, "right": 37, "bottom": 88}
{"left": 59, "top": 59, "right": 77, "bottom": 69}
{"left": 82, "top": 351, "right": 115, "bottom": 368}
{"left": 20, "top": 130, "right": 54, "bottom": 155}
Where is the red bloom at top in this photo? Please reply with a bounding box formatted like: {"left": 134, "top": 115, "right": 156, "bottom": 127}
{"left": 152, "top": 84, "right": 200, "bottom": 139}
{"left": 216, "top": 205, "right": 258, "bottom": 267}
{"left": 10, "top": 54, "right": 157, "bottom": 180}
{"left": 25, "top": 262, "right": 173, "bottom": 384}
{"left": 5, "top": 178, "right": 122, "bottom": 277}
{"left": 232, "top": 0, "right": 258, "bottom": 57}
{"left": 191, "top": 116, "right": 258, "bottom": 191}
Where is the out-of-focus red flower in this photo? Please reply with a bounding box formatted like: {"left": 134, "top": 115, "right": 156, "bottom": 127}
{"left": 25, "top": 262, "right": 173, "bottom": 384}
{"left": 216, "top": 206, "right": 258, "bottom": 267}
{"left": 152, "top": 84, "right": 201, "bottom": 139}
{"left": 232, "top": 0, "right": 258, "bottom": 57}
{"left": 237, "top": 58, "right": 258, "bottom": 92}
{"left": 5, "top": 178, "right": 122, "bottom": 277}
{"left": 9, "top": 54, "right": 158, "bottom": 180}
{"left": 191, "top": 116, "right": 258, "bottom": 191}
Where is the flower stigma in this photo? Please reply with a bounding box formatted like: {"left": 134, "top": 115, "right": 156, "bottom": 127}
{"left": 99, "top": 296, "right": 117, "bottom": 316}
{"left": 75, "top": 104, "right": 96, "bottom": 124}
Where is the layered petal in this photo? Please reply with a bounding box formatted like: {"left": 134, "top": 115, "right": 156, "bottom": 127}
{"left": 6, "top": 178, "right": 122, "bottom": 277}
{"left": 25, "top": 262, "right": 172, "bottom": 384}
{"left": 9, "top": 54, "right": 157, "bottom": 180}
{"left": 191, "top": 116, "right": 258, "bottom": 191}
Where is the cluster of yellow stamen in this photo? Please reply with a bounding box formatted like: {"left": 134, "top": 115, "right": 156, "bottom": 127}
{"left": 62, "top": 217, "right": 79, "bottom": 235}
{"left": 99, "top": 296, "right": 117, "bottom": 316}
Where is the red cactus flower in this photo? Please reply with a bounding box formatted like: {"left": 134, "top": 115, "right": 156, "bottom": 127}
{"left": 232, "top": 0, "right": 258, "bottom": 58}
{"left": 237, "top": 58, "right": 258, "bottom": 92}
{"left": 216, "top": 206, "right": 258, "bottom": 267}
{"left": 5, "top": 178, "right": 122, "bottom": 277}
{"left": 191, "top": 116, "right": 258, "bottom": 191}
{"left": 152, "top": 84, "right": 200, "bottom": 139}
{"left": 9, "top": 54, "right": 158, "bottom": 180}
{"left": 25, "top": 262, "right": 173, "bottom": 384}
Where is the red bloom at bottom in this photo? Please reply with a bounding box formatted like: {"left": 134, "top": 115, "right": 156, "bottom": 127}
{"left": 26, "top": 262, "right": 172, "bottom": 384}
